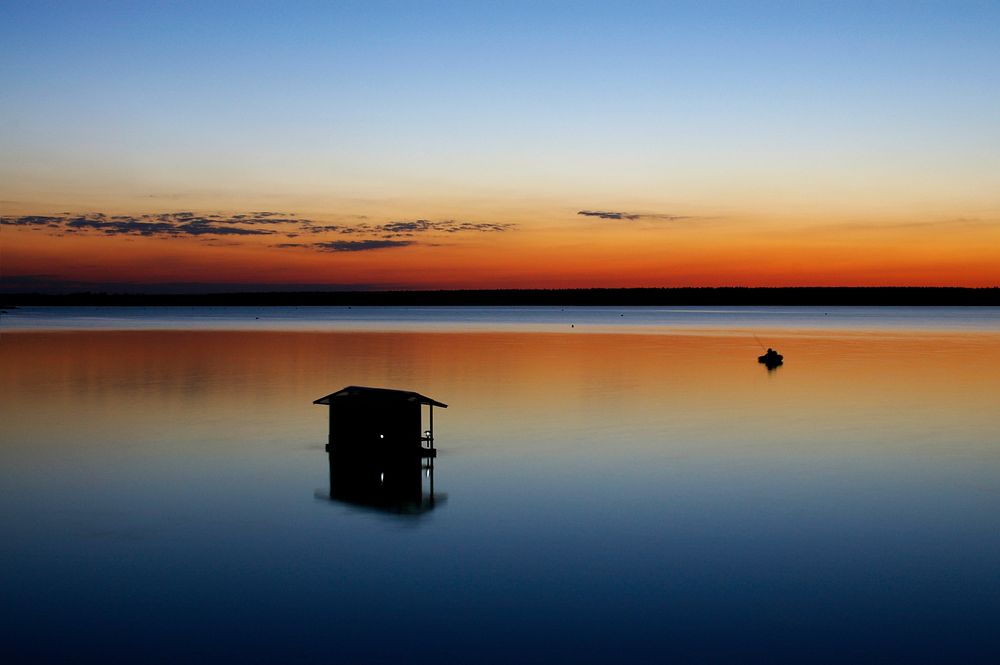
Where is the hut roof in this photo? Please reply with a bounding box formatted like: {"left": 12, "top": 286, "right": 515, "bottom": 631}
{"left": 313, "top": 385, "right": 448, "bottom": 408}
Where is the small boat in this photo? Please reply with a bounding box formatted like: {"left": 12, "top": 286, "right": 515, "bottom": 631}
{"left": 758, "top": 349, "right": 783, "bottom": 366}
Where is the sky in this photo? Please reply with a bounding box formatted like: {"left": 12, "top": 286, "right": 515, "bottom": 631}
{"left": 2, "top": 0, "right": 999, "bottom": 291}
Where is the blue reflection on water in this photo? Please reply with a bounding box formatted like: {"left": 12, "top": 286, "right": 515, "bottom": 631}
{"left": 4, "top": 304, "right": 1000, "bottom": 332}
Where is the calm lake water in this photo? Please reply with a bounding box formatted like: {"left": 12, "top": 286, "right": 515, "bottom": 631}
{"left": 3, "top": 307, "right": 1000, "bottom": 663}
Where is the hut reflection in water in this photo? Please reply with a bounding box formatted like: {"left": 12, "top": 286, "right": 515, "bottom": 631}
{"left": 313, "top": 386, "right": 447, "bottom": 515}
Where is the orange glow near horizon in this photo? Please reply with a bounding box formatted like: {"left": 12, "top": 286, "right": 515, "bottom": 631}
{"left": 3, "top": 208, "right": 999, "bottom": 289}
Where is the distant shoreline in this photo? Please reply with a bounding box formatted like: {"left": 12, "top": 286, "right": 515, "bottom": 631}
{"left": 3, "top": 287, "right": 999, "bottom": 307}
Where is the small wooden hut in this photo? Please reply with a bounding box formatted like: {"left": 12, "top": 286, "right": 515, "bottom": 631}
{"left": 314, "top": 385, "right": 447, "bottom": 514}
{"left": 313, "top": 385, "right": 447, "bottom": 457}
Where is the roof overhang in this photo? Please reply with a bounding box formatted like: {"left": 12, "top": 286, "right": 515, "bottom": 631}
{"left": 313, "top": 385, "right": 447, "bottom": 408}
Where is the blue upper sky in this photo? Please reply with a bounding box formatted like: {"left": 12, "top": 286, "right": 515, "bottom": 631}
{"left": 2, "top": 1, "right": 998, "bottom": 217}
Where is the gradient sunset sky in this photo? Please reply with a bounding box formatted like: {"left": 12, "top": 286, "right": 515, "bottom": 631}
{"left": 2, "top": 1, "right": 999, "bottom": 290}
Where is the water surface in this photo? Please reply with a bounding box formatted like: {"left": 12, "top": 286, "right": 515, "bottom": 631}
{"left": 2, "top": 308, "right": 1000, "bottom": 662}
{"left": 4, "top": 304, "right": 999, "bottom": 333}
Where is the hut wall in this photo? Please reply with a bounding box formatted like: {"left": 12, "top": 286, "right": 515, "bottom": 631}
{"left": 328, "top": 398, "right": 421, "bottom": 454}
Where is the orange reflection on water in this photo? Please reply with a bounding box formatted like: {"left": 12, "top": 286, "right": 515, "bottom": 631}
{"left": 3, "top": 329, "right": 1000, "bottom": 468}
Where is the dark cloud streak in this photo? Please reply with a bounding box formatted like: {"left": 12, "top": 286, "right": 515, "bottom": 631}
{"left": 577, "top": 210, "right": 694, "bottom": 221}
{"left": 1, "top": 215, "right": 65, "bottom": 226}
{"left": 62, "top": 216, "right": 276, "bottom": 237}
{"left": 300, "top": 218, "right": 516, "bottom": 237}
{"left": 2, "top": 211, "right": 298, "bottom": 238}
{"left": 314, "top": 240, "right": 415, "bottom": 252}
{"left": 4, "top": 212, "right": 518, "bottom": 252}
{"left": 274, "top": 240, "right": 415, "bottom": 252}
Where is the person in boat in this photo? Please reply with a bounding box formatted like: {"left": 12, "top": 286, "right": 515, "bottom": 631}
{"left": 758, "top": 347, "right": 783, "bottom": 364}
